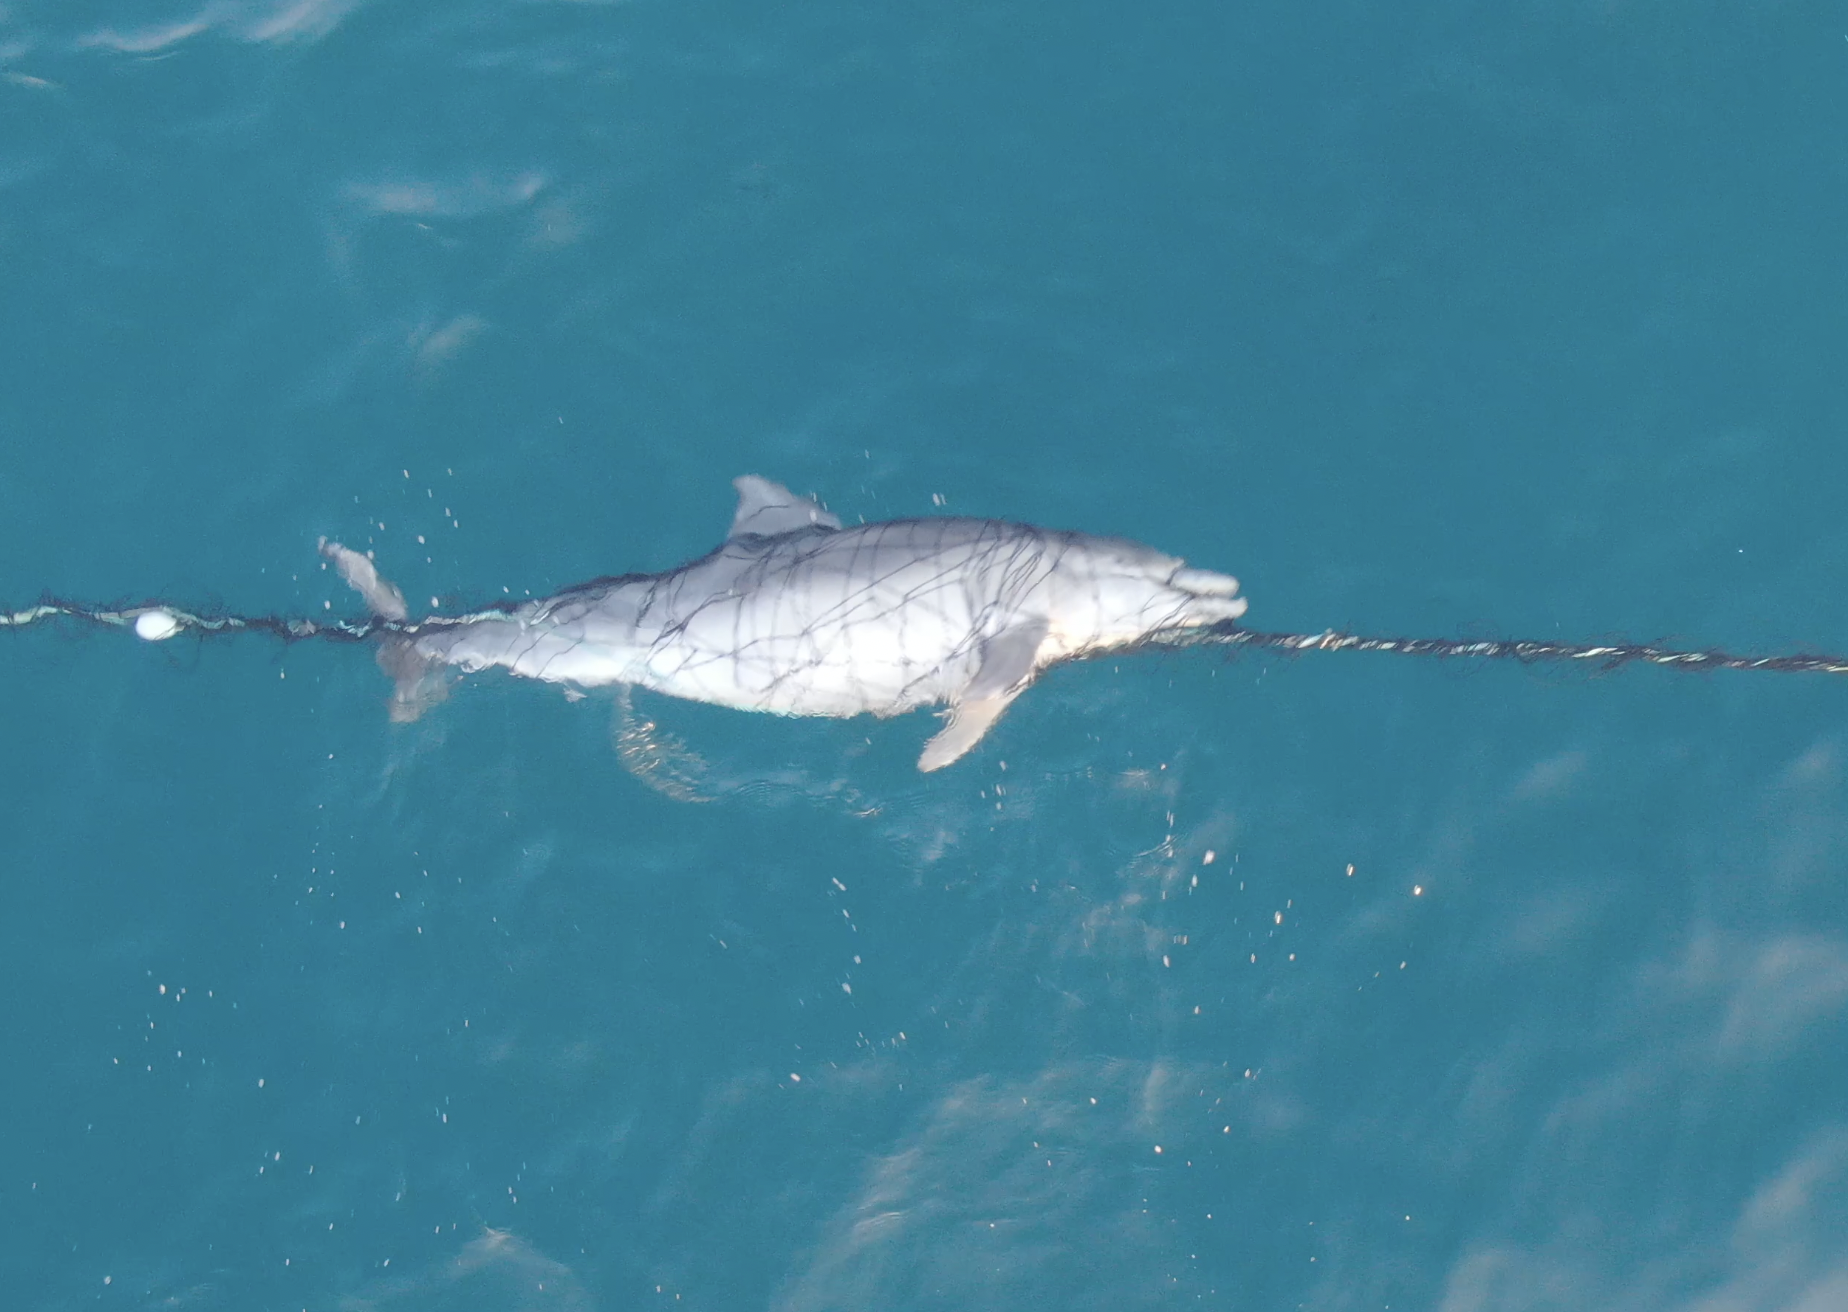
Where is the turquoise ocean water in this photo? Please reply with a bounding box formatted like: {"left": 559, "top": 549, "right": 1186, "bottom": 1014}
{"left": 5, "top": 4, "right": 1847, "bottom": 1309}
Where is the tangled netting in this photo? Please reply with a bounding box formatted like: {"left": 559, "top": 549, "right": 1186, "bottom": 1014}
{"left": 9, "top": 596, "right": 1847, "bottom": 677}
{"left": 1145, "top": 620, "right": 1848, "bottom": 676}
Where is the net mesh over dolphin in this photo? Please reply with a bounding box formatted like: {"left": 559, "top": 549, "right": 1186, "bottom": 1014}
{"left": 8, "top": 475, "right": 1847, "bottom": 771}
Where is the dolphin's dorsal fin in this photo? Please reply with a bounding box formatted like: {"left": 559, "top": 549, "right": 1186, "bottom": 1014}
{"left": 729, "top": 475, "right": 841, "bottom": 539}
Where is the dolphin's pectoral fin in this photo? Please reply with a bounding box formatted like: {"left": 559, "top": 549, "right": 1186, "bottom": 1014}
{"left": 917, "top": 618, "right": 1050, "bottom": 772}
{"left": 611, "top": 687, "right": 712, "bottom": 802}
{"left": 919, "top": 695, "right": 1015, "bottom": 772}
{"left": 963, "top": 618, "right": 1049, "bottom": 700}
{"left": 728, "top": 475, "right": 842, "bottom": 539}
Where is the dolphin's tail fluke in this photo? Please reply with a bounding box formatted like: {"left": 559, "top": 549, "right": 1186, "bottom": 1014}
{"left": 319, "top": 539, "right": 448, "bottom": 722}
{"left": 375, "top": 631, "right": 449, "bottom": 722}
{"left": 318, "top": 539, "right": 407, "bottom": 621}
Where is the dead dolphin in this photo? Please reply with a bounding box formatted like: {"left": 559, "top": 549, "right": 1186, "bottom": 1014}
{"left": 321, "top": 476, "right": 1246, "bottom": 771}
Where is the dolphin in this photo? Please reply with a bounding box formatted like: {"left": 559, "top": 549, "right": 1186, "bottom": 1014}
{"left": 320, "top": 476, "right": 1247, "bottom": 771}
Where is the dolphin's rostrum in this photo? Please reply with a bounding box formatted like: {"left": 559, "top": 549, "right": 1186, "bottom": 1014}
{"left": 321, "top": 476, "right": 1247, "bottom": 770}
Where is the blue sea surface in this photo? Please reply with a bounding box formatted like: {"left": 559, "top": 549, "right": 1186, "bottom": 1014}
{"left": 4, "top": 3, "right": 1848, "bottom": 1309}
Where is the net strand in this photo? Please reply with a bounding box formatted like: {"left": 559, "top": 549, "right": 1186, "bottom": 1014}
{"left": 7, "top": 598, "right": 1848, "bottom": 678}
{"left": 1144, "top": 620, "right": 1848, "bottom": 676}
{"left": 0, "top": 601, "right": 471, "bottom": 644}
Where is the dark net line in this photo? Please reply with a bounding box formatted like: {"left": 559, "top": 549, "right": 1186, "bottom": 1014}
{"left": 0, "top": 599, "right": 477, "bottom": 644}
{"left": 1144, "top": 620, "right": 1848, "bottom": 676}
{"left": 9, "top": 596, "right": 1848, "bottom": 679}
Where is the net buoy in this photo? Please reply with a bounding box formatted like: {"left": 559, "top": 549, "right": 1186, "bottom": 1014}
{"left": 133, "top": 609, "right": 182, "bottom": 642}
